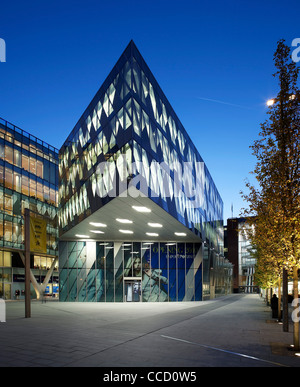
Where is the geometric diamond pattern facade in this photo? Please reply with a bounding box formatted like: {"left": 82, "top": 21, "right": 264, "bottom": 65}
{"left": 58, "top": 41, "right": 231, "bottom": 302}
{"left": 58, "top": 41, "right": 223, "bottom": 253}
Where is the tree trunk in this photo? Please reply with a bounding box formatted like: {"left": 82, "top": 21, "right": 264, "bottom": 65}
{"left": 277, "top": 276, "right": 282, "bottom": 322}
{"left": 282, "top": 268, "right": 289, "bottom": 332}
{"left": 293, "top": 266, "right": 299, "bottom": 351}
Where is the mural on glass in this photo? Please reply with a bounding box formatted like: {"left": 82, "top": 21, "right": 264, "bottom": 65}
{"left": 59, "top": 241, "right": 204, "bottom": 302}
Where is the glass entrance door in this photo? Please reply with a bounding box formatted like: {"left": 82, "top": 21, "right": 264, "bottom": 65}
{"left": 125, "top": 280, "right": 141, "bottom": 302}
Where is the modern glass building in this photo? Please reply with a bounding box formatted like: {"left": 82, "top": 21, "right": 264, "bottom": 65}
{"left": 225, "top": 218, "right": 257, "bottom": 293}
{"left": 0, "top": 117, "right": 59, "bottom": 299}
{"left": 58, "top": 41, "right": 232, "bottom": 302}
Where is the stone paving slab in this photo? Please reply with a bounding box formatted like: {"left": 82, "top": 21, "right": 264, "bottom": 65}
{"left": 0, "top": 294, "right": 299, "bottom": 371}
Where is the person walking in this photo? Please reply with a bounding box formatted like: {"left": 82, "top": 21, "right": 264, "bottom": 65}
{"left": 271, "top": 294, "right": 279, "bottom": 318}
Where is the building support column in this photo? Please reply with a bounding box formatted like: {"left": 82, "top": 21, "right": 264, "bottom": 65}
{"left": 19, "top": 253, "right": 58, "bottom": 300}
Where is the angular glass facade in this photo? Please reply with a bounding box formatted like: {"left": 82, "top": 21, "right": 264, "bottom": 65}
{"left": 58, "top": 41, "right": 232, "bottom": 302}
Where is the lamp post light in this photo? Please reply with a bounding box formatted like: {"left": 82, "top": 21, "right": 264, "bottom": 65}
{"left": 24, "top": 208, "right": 31, "bottom": 318}
{"left": 267, "top": 94, "right": 297, "bottom": 107}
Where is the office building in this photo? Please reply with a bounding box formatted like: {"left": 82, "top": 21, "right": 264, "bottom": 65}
{"left": 58, "top": 41, "right": 232, "bottom": 302}
{"left": 225, "top": 218, "right": 257, "bottom": 293}
{"left": 0, "top": 117, "right": 59, "bottom": 299}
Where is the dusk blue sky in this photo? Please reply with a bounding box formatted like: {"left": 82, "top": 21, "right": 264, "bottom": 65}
{"left": 0, "top": 0, "right": 299, "bottom": 223}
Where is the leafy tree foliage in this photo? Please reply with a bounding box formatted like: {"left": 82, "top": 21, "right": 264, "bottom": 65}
{"left": 241, "top": 39, "right": 300, "bottom": 347}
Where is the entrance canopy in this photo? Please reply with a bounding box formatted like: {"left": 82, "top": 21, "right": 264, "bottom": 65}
{"left": 60, "top": 191, "right": 201, "bottom": 243}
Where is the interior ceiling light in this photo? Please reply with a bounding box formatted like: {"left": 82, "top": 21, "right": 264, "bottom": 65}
{"left": 75, "top": 234, "right": 90, "bottom": 238}
{"left": 90, "top": 230, "right": 105, "bottom": 234}
{"left": 148, "top": 222, "right": 163, "bottom": 228}
{"left": 174, "top": 232, "right": 187, "bottom": 236}
{"left": 89, "top": 222, "right": 107, "bottom": 227}
{"left": 116, "top": 218, "right": 133, "bottom": 224}
{"left": 166, "top": 243, "right": 176, "bottom": 245}
{"left": 132, "top": 206, "right": 151, "bottom": 213}
{"left": 119, "top": 229, "right": 134, "bottom": 234}
{"left": 146, "top": 232, "right": 159, "bottom": 236}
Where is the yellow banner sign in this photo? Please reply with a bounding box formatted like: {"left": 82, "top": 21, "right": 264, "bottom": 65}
{"left": 30, "top": 217, "right": 47, "bottom": 253}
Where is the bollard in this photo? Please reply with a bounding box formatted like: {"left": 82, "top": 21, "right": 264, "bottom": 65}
{"left": 0, "top": 298, "right": 6, "bottom": 322}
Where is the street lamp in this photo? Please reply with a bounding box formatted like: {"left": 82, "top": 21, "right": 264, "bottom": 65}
{"left": 24, "top": 208, "right": 31, "bottom": 318}
{"left": 267, "top": 94, "right": 297, "bottom": 107}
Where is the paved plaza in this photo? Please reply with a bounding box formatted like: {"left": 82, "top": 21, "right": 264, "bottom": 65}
{"left": 0, "top": 294, "right": 299, "bottom": 369}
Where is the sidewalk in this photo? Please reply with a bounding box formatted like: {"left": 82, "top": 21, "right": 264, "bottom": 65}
{"left": 0, "top": 294, "right": 299, "bottom": 368}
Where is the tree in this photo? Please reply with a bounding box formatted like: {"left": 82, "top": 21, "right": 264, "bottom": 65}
{"left": 242, "top": 205, "right": 284, "bottom": 313}
{"left": 241, "top": 39, "right": 300, "bottom": 349}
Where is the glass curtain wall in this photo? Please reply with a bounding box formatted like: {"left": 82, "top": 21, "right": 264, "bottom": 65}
{"left": 0, "top": 118, "right": 58, "bottom": 255}
{"left": 0, "top": 250, "right": 12, "bottom": 299}
{"left": 59, "top": 241, "right": 203, "bottom": 302}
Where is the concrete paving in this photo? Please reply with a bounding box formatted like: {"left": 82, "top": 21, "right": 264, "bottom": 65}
{"left": 0, "top": 294, "right": 299, "bottom": 369}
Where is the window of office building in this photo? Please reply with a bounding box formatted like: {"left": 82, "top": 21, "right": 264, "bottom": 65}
{"left": 5, "top": 146, "right": 13, "bottom": 164}
{"left": 21, "top": 176, "right": 29, "bottom": 196}
{"left": 14, "top": 172, "right": 21, "bottom": 193}
{"left": 36, "top": 160, "right": 43, "bottom": 178}
{"left": 36, "top": 182, "right": 43, "bottom": 201}
{"left": 0, "top": 166, "right": 3, "bottom": 185}
{"left": 14, "top": 148, "right": 21, "bottom": 167}
{"left": 29, "top": 157, "right": 36, "bottom": 175}
{"left": 5, "top": 168, "right": 13, "bottom": 190}
{"left": 4, "top": 220, "right": 12, "bottom": 242}
{"left": 0, "top": 251, "right": 11, "bottom": 267}
{"left": 34, "top": 255, "right": 57, "bottom": 271}
{"left": 22, "top": 154, "right": 29, "bottom": 171}
{"left": 3, "top": 194, "right": 12, "bottom": 215}
{"left": 29, "top": 179, "right": 36, "bottom": 198}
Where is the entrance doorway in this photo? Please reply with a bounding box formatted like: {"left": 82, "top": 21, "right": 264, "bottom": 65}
{"left": 125, "top": 280, "right": 141, "bottom": 302}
